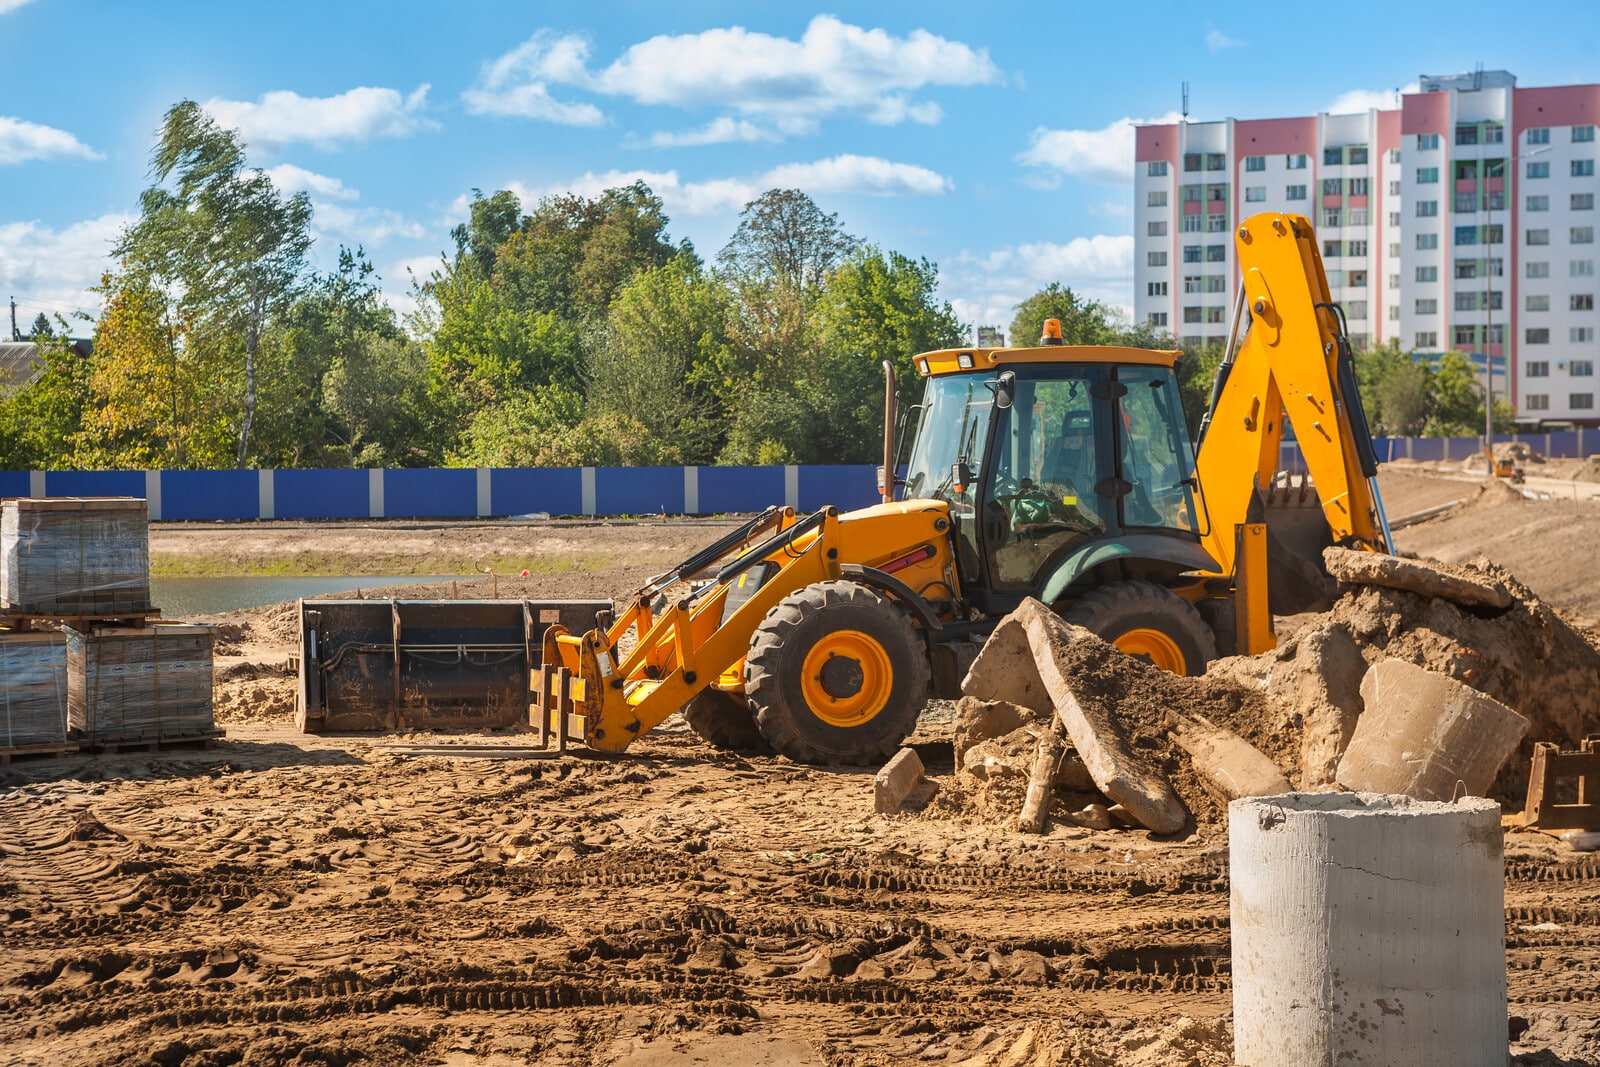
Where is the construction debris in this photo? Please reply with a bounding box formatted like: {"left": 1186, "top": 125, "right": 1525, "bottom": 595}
{"left": 1323, "top": 545, "right": 1512, "bottom": 610}
{"left": 1017, "top": 729, "right": 1065, "bottom": 833}
{"left": 1336, "top": 659, "right": 1528, "bottom": 801}
{"left": 874, "top": 747, "right": 927, "bottom": 814}
{"left": 1170, "top": 711, "right": 1291, "bottom": 804}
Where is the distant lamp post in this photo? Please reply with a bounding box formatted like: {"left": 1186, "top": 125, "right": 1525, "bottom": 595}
{"left": 1485, "top": 144, "right": 1550, "bottom": 474}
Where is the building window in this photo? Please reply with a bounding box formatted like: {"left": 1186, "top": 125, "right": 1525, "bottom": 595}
{"left": 1528, "top": 128, "right": 1551, "bottom": 145}
{"left": 1416, "top": 200, "right": 1438, "bottom": 217}
{"left": 1453, "top": 326, "right": 1478, "bottom": 347}
{"left": 1527, "top": 261, "right": 1550, "bottom": 278}
{"left": 1184, "top": 153, "right": 1202, "bottom": 172}
{"left": 1416, "top": 233, "right": 1439, "bottom": 250}
{"left": 1147, "top": 281, "right": 1167, "bottom": 297}
{"left": 1417, "top": 133, "right": 1440, "bottom": 150}
{"left": 1206, "top": 153, "right": 1226, "bottom": 171}
{"left": 1205, "top": 275, "right": 1227, "bottom": 293}
{"left": 1147, "top": 190, "right": 1168, "bottom": 207}
{"left": 1527, "top": 329, "right": 1551, "bottom": 345}
{"left": 1528, "top": 229, "right": 1551, "bottom": 246}
{"left": 1181, "top": 275, "right": 1201, "bottom": 293}
{"left": 1322, "top": 178, "right": 1343, "bottom": 196}
{"left": 1350, "top": 177, "right": 1370, "bottom": 196}
{"left": 1349, "top": 208, "right": 1369, "bottom": 226}
{"left": 1148, "top": 251, "right": 1167, "bottom": 267}
{"left": 1528, "top": 161, "right": 1550, "bottom": 179}
{"left": 1324, "top": 208, "right": 1342, "bottom": 228}
{"left": 1208, "top": 186, "right": 1226, "bottom": 202}
{"left": 1147, "top": 312, "right": 1167, "bottom": 326}
{"left": 1244, "top": 186, "right": 1266, "bottom": 202}
{"left": 1244, "top": 155, "right": 1266, "bottom": 172}
{"left": 1286, "top": 184, "right": 1307, "bottom": 200}
{"left": 1574, "top": 227, "right": 1596, "bottom": 245}
{"left": 1147, "top": 161, "right": 1169, "bottom": 177}
{"left": 1527, "top": 294, "right": 1550, "bottom": 311}
{"left": 1576, "top": 193, "right": 1596, "bottom": 211}
{"left": 1454, "top": 192, "right": 1479, "bottom": 213}
{"left": 1389, "top": 243, "right": 1401, "bottom": 258}
{"left": 1486, "top": 224, "right": 1504, "bottom": 244}
{"left": 1575, "top": 160, "right": 1596, "bottom": 177}
{"left": 1574, "top": 294, "right": 1595, "bottom": 311}
{"left": 1572, "top": 393, "right": 1595, "bottom": 410}
{"left": 1416, "top": 265, "right": 1438, "bottom": 282}
{"left": 1182, "top": 185, "right": 1202, "bottom": 201}
{"left": 1204, "top": 306, "right": 1226, "bottom": 324}
{"left": 1416, "top": 167, "right": 1439, "bottom": 184}
{"left": 1147, "top": 221, "right": 1168, "bottom": 236}
{"left": 1528, "top": 195, "right": 1550, "bottom": 212}
{"left": 1182, "top": 245, "right": 1202, "bottom": 263}
{"left": 1324, "top": 240, "right": 1342, "bottom": 257}
{"left": 1456, "top": 226, "right": 1479, "bottom": 246}
{"left": 1286, "top": 153, "right": 1307, "bottom": 170}
{"left": 1390, "top": 148, "right": 1402, "bottom": 163}
{"left": 1575, "top": 125, "right": 1597, "bottom": 143}
{"left": 1573, "top": 360, "right": 1595, "bottom": 376}
{"left": 1206, "top": 213, "right": 1228, "bottom": 232}
{"left": 1183, "top": 307, "right": 1203, "bottom": 323}
{"left": 1573, "top": 327, "right": 1596, "bottom": 343}
{"left": 1526, "top": 394, "right": 1550, "bottom": 410}
{"left": 1389, "top": 180, "right": 1402, "bottom": 195}
{"left": 1457, "top": 260, "right": 1480, "bottom": 279}
{"left": 1349, "top": 146, "right": 1369, "bottom": 164}
{"left": 1575, "top": 260, "right": 1597, "bottom": 277}
{"left": 1389, "top": 212, "right": 1402, "bottom": 227}
{"left": 1455, "top": 290, "right": 1500, "bottom": 311}
{"left": 1348, "top": 240, "right": 1368, "bottom": 257}
{"left": 1415, "top": 299, "right": 1437, "bottom": 315}
{"left": 1484, "top": 123, "right": 1504, "bottom": 144}
{"left": 1527, "top": 360, "right": 1550, "bottom": 376}
{"left": 1415, "top": 332, "right": 1437, "bottom": 348}
{"left": 1456, "top": 124, "right": 1478, "bottom": 146}
{"left": 1324, "top": 147, "right": 1343, "bottom": 165}
{"left": 1181, "top": 213, "right": 1203, "bottom": 233}
{"left": 1346, "top": 300, "right": 1368, "bottom": 320}
{"left": 1346, "top": 270, "right": 1368, "bottom": 288}
{"left": 1206, "top": 244, "right": 1226, "bottom": 262}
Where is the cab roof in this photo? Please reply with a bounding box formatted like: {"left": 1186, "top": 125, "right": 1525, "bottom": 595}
{"left": 911, "top": 344, "right": 1183, "bottom": 377}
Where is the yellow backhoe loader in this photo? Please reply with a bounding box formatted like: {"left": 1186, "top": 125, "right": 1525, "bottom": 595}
{"left": 524, "top": 211, "right": 1395, "bottom": 765}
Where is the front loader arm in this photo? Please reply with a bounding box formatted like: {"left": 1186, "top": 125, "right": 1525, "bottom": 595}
{"left": 1194, "top": 211, "right": 1393, "bottom": 578}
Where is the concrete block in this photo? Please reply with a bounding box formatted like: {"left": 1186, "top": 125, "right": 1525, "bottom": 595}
{"left": 874, "top": 747, "right": 926, "bottom": 814}
{"left": 1323, "top": 546, "right": 1512, "bottom": 610}
{"left": 1336, "top": 659, "right": 1529, "bottom": 801}
{"left": 1014, "top": 599, "right": 1188, "bottom": 834}
{"left": 1171, "top": 712, "right": 1292, "bottom": 803}
{"left": 952, "top": 696, "right": 1034, "bottom": 765}
{"left": 961, "top": 615, "right": 1050, "bottom": 713}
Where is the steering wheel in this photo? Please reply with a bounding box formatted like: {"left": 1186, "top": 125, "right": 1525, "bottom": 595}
{"left": 997, "top": 482, "right": 1084, "bottom": 528}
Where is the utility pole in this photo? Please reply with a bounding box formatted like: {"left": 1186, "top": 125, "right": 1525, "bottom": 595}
{"left": 9, "top": 296, "right": 16, "bottom": 342}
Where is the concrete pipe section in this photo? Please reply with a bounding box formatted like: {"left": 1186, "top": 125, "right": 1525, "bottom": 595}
{"left": 1229, "top": 792, "right": 1505, "bottom": 1067}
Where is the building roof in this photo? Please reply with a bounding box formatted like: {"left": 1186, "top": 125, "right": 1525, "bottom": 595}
{"left": 0, "top": 339, "right": 92, "bottom": 397}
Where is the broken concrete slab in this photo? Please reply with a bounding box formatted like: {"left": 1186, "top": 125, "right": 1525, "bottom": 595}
{"left": 1336, "top": 658, "right": 1530, "bottom": 801}
{"left": 961, "top": 614, "right": 1050, "bottom": 714}
{"left": 1013, "top": 598, "right": 1188, "bottom": 834}
{"left": 1065, "top": 803, "right": 1114, "bottom": 830}
{"left": 952, "top": 695, "right": 1036, "bottom": 765}
{"left": 874, "top": 747, "right": 926, "bottom": 814}
{"left": 1170, "top": 711, "right": 1291, "bottom": 804}
{"left": 1323, "top": 546, "right": 1512, "bottom": 610}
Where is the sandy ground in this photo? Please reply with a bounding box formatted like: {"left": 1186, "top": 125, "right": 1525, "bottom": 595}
{"left": 4, "top": 468, "right": 1600, "bottom": 1065}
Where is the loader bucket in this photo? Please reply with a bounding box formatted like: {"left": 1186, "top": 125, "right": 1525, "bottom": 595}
{"left": 296, "top": 598, "right": 611, "bottom": 733}
{"left": 1256, "top": 477, "right": 1338, "bottom": 615}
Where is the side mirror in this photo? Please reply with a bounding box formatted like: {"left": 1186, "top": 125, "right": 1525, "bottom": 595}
{"left": 951, "top": 461, "right": 976, "bottom": 495}
{"left": 991, "top": 370, "right": 1016, "bottom": 410}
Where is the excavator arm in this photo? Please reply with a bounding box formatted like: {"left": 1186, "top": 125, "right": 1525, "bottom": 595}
{"left": 1193, "top": 212, "right": 1394, "bottom": 584}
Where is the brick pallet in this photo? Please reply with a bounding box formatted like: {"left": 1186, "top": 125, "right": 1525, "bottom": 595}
{"left": 65, "top": 624, "right": 215, "bottom": 745}
{"left": 0, "top": 631, "right": 70, "bottom": 751}
{"left": 1, "top": 498, "right": 152, "bottom": 617}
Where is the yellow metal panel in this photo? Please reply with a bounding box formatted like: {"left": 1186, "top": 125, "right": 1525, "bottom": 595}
{"left": 914, "top": 345, "right": 1181, "bottom": 377}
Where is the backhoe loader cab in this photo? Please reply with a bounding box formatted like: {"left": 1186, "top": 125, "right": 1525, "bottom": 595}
{"left": 528, "top": 212, "right": 1393, "bottom": 767}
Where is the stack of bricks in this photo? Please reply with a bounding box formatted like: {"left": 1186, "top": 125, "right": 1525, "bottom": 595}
{"left": 64, "top": 625, "right": 215, "bottom": 746}
{"left": 0, "top": 632, "right": 70, "bottom": 754}
{"left": 1, "top": 498, "right": 152, "bottom": 617}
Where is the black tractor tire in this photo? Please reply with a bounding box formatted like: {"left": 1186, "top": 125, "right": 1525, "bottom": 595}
{"left": 680, "top": 687, "right": 767, "bottom": 752}
{"left": 745, "top": 581, "right": 930, "bottom": 765}
{"left": 1060, "top": 580, "right": 1217, "bottom": 677}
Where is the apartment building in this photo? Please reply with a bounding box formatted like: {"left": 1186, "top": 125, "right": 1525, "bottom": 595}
{"left": 1135, "top": 70, "right": 1600, "bottom": 426}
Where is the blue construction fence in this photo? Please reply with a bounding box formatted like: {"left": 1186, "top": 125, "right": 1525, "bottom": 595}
{"left": 0, "top": 465, "right": 883, "bottom": 521}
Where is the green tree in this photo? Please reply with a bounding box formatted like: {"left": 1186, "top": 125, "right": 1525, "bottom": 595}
{"left": 1355, "top": 340, "right": 1433, "bottom": 436}
{"left": 448, "top": 384, "right": 584, "bottom": 468}
{"left": 1008, "top": 283, "right": 1120, "bottom": 349}
{"left": 28, "top": 312, "right": 52, "bottom": 339}
{"left": 0, "top": 330, "right": 92, "bottom": 469}
{"left": 1426, "top": 350, "right": 1486, "bottom": 436}
{"left": 113, "top": 101, "right": 313, "bottom": 467}
{"left": 717, "top": 189, "right": 856, "bottom": 292}
{"left": 451, "top": 188, "right": 523, "bottom": 279}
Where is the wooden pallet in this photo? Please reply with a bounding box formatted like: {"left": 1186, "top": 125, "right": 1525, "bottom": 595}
{"left": 1, "top": 609, "right": 160, "bottom": 633}
{"left": 0, "top": 741, "right": 79, "bottom": 765}
{"left": 76, "top": 729, "right": 225, "bottom": 755}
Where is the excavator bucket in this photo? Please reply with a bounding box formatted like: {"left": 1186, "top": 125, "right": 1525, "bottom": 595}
{"left": 296, "top": 598, "right": 610, "bottom": 733}
{"left": 1256, "top": 475, "right": 1339, "bottom": 615}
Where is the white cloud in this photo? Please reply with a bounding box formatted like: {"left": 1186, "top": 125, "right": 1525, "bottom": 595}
{"left": 202, "top": 85, "right": 436, "bottom": 150}
{"left": 943, "top": 235, "right": 1136, "bottom": 331}
{"left": 0, "top": 116, "right": 100, "bottom": 165}
{"left": 1205, "top": 25, "right": 1244, "bottom": 53}
{"left": 0, "top": 0, "right": 35, "bottom": 13}
{"left": 1017, "top": 111, "right": 1184, "bottom": 186}
{"left": 641, "top": 117, "right": 781, "bottom": 149}
{"left": 1326, "top": 83, "right": 1418, "bottom": 114}
{"left": 504, "top": 154, "right": 953, "bottom": 219}
{"left": 0, "top": 212, "right": 131, "bottom": 322}
{"left": 466, "top": 16, "right": 998, "bottom": 139}
{"left": 265, "top": 163, "right": 358, "bottom": 200}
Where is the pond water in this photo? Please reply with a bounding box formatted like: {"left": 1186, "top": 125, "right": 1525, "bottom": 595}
{"left": 150, "top": 575, "right": 470, "bottom": 617}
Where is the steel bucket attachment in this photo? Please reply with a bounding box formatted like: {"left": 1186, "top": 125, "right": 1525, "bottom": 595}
{"left": 296, "top": 598, "right": 610, "bottom": 733}
{"left": 1255, "top": 474, "right": 1338, "bottom": 615}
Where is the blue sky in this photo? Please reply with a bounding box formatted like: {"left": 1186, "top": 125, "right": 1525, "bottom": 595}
{"left": 2, "top": 1, "right": 1597, "bottom": 336}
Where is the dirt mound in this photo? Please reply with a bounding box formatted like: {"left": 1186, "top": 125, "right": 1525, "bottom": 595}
{"left": 1460, "top": 442, "right": 1543, "bottom": 472}
{"left": 1442, "top": 477, "right": 1529, "bottom": 516}
{"left": 1571, "top": 458, "right": 1600, "bottom": 484}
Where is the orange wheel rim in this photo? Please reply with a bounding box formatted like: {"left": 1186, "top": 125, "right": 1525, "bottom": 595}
{"left": 1114, "top": 628, "right": 1187, "bottom": 674}
{"left": 799, "top": 629, "right": 893, "bottom": 727}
